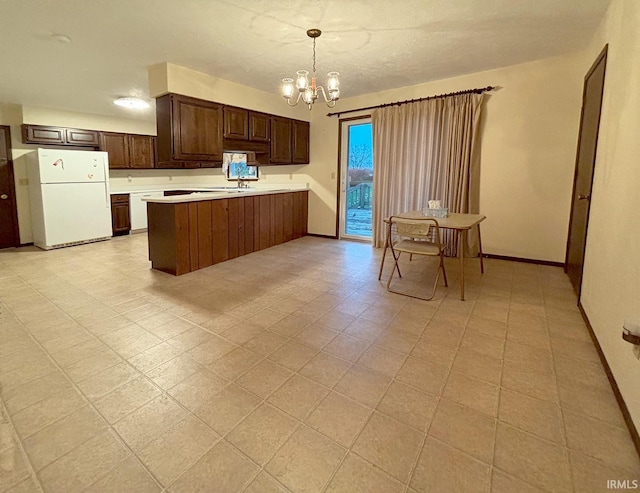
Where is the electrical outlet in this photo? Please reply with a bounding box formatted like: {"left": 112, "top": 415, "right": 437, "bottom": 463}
{"left": 331, "top": 172, "right": 336, "bottom": 179}
{"left": 19, "top": 178, "right": 28, "bottom": 186}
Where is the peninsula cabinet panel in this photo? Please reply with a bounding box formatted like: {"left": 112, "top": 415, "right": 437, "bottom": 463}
{"left": 302, "top": 192, "right": 308, "bottom": 235}
{"left": 249, "top": 112, "right": 270, "bottom": 142}
{"left": 236, "top": 198, "right": 245, "bottom": 256}
{"left": 283, "top": 193, "right": 294, "bottom": 241}
{"left": 292, "top": 191, "right": 308, "bottom": 238}
{"left": 242, "top": 197, "right": 255, "bottom": 255}
{"left": 211, "top": 199, "right": 229, "bottom": 264}
{"left": 292, "top": 120, "right": 310, "bottom": 164}
{"left": 228, "top": 198, "right": 240, "bottom": 260}
{"left": 147, "top": 191, "right": 308, "bottom": 275}
{"left": 253, "top": 196, "right": 261, "bottom": 251}
{"left": 147, "top": 203, "right": 181, "bottom": 275}
{"left": 259, "top": 195, "right": 271, "bottom": 251}
{"left": 197, "top": 201, "right": 213, "bottom": 269}
{"left": 188, "top": 203, "right": 199, "bottom": 272}
{"left": 270, "top": 117, "right": 292, "bottom": 164}
{"left": 273, "top": 193, "right": 284, "bottom": 245}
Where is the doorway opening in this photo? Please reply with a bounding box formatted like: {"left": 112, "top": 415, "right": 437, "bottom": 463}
{"left": 565, "top": 45, "right": 608, "bottom": 297}
{"left": 0, "top": 125, "right": 20, "bottom": 249}
{"left": 339, "top": 117, "right": 373, "bottom": 240}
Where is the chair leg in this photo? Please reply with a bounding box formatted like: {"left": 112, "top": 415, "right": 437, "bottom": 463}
{"left": 386, "top": 250, "right": 402, "bottom": 291}
{"left": 377, "top": 240, "right": 388, "bottom": 280}
{"left": 387, "top": 254, "right": 441, "bottom": 301}
{"left": 429, "top": 264, "right": 442, "bottom": 300}
{"left": 393, "top": 251, "right": 402, "bottom": 279}
{"left": 440, "top": 253, "right": 448, "bottom": 287}
{"left": 378, "top": 239, "right": 401, "bottom": 281}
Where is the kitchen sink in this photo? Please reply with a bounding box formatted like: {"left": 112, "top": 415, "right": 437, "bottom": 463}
{"left": 207, "top": 187, "right": 255, "bottom": 192}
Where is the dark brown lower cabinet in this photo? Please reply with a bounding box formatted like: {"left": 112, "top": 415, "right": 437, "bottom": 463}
{"left": 147, "top": 191, "right": 308, "bottom": 275}
{"left": 110, "top": 194, "right": 130, "bottom": 236}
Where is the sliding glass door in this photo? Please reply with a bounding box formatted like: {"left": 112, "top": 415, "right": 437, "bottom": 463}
{"left": 339, "top": 117, "right": 373, "bottom": 240}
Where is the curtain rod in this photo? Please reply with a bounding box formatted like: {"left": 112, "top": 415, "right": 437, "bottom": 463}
{"left": 326, "top": 85, "right": 494, "bottom": 117}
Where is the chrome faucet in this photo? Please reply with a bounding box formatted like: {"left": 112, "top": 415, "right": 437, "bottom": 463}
{"left": 237, "top": 175, "right": 249, "bottom": 188}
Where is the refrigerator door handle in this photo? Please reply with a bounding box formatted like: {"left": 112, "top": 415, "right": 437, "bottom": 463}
{"left": 104, "top": 181, "right": 110, "bottom": 208}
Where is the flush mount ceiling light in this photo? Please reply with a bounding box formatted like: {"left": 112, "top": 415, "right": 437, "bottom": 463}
{"left": 113, "top": 97, "right": 150, "bottom": 109}
{"left": 51, "top": 33, "right": 72, "bottom": 44}
{"left": 281, "top": 28, "right": 340, "bottom": 110}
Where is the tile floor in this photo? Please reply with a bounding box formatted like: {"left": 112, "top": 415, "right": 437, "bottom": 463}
{"left": 1, "top": 234, "right": 639, "bottom": 493}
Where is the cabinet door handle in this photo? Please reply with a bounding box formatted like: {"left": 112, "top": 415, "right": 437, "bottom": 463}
{"left": 578, "top": 194, "right": 590, "bottom": 200}
{"left": 0, "top": 194, "right": 8, "bottom": 200}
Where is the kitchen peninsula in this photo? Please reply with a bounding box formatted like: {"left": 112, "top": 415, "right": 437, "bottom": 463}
{"left": 144, "top": 187, "right": 308, "bottom": 275}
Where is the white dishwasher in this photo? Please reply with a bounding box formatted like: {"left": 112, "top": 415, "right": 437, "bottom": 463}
{"left": 129, "top": 192, "right": 164, "bottom": 231}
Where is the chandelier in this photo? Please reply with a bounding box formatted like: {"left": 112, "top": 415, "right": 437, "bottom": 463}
{"left": 281, "top": 29, "right": 340, "bottom": 109}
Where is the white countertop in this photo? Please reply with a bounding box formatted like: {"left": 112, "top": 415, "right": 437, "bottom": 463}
{"left": 110, "top": 185, "right": 230, "bottom": 195}
{"left": 110, "top": 183, "right": 308, "bottom": 194}
{"left": 140, "top": 184, "right": 309, "bottom": 203}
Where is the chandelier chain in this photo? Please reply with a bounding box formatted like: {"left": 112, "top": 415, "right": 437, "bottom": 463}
{"left": 312, "top": 37, "right": 316, "bottom": 75}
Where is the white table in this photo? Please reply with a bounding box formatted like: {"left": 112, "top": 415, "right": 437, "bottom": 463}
{"left": 379, "top": 212, "right": 486, "bottom": 300}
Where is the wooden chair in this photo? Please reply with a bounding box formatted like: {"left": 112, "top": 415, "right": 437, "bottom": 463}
{"left": 384, "top": 216, "right": 448, "bottom": 300}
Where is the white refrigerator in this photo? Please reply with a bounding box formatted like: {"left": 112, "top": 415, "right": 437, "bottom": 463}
{"left": 28, "top": 148, "right": 112, "bottom": 250}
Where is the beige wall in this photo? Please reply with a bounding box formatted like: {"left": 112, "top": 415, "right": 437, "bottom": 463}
{"left": 309, "top": 53, "right": 585, "bottom": 257}
{"left": 579, "top": 0, "right": 640, "bottom": 428}
{"left": 0, "top": 104, "right": 157, "bottom": 244}
{"left": 150, "top": 63, "right": 310, "bottom": 121}
{"left": 142, "top": 63, "right": 318, "bottom": 225}
{"left": 6, "top": 57, "right": 586, "bottom": 251}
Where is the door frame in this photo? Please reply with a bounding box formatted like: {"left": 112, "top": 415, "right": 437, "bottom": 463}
{"left": 564, "top": 44, "right": 608, "bottom": 298}
{"left": 0, "top": 125, "right": 20, "bottom": 248}
{"left": 336, "top": 115, "right": 372, "bottom": 240}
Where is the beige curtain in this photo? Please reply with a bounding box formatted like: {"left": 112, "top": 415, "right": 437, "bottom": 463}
{"left": 372, "top": 93, "right": 485, "bottom": 256}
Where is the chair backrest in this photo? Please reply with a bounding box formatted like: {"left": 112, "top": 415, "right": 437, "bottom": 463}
{"left": 388, "top": 216, "right": 442, "bottom": 246}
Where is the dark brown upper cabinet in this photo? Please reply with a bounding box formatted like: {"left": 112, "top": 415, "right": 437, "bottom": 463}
{"left": 248, "top": 111, "right": 270, "bottom": 142}
{"left": 223, "top": 107, "right": 249, "bottom": 140}
{"left": 66, "top": 128, "right": 101, "bottom": 147}
{"left": 292, "top": 120, "right": 310, "bottom": 164}
{"left": 156, "top": 93, "right": 223, "bottom": 167}
{"left": 270, "top": 116, "right": 292, "bottom": 164}
{"left": 100, "top": 132, "right": 129, "bottom": 169}
{"left": 100, "top": 132, "right": 155, "bottom": 169}
{"left": 128, "top": 134, "right": 156, "bottom": 169}
{"left": 22, "top": 125, "right": 100, "bottom": 148}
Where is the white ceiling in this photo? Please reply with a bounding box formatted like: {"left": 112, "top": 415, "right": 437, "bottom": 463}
{"left": 0, "top": 0, "right": 611, "bottom": 121}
